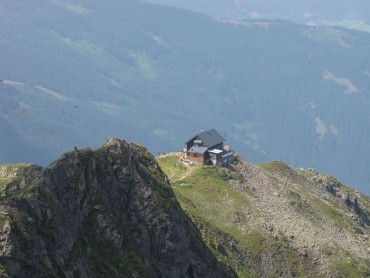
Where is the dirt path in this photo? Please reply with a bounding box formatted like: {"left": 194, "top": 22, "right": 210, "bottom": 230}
{"left": 173, "top": 163, "right": 195, "bottom": 183}
{"left": 156, "top": 152, "right": 197, "bottom": 183}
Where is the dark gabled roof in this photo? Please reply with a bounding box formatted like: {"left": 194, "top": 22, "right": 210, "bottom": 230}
{"left": 188, "top": 146, "right": 208, "bottom": 154}
{"left": 186, "top": 128, "right": 225, "bottom": 148}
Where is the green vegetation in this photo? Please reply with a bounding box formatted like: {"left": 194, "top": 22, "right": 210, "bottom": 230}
{"left": 165, "top": 164, "right": 253, "bottom": 240}
{"left": 155, "top": 156, "right": 187, "bottom": 181}
{"left": 0, "top": 217, "right": 7, "bottom": 230}
{"left": 158, "top": 154, "right": 370, "bottom": 276}
{"left": 315, "top": 198, "right": 352, "bottom": 231}
{"left": 259, "top": 162, "right": 359, "bottom": 232}
{"left": 11, "top": 212, "right": 29, "bottom": 242}
{"left": 258, "top": 161, "right": 304, "bottom": 185}
{"left": 89, "top": 239, "right": 147, "bottom": 278}
{"left": 0, "top": 164, "right": 29, "bottom": 190}
{"left": 130, "top": 143, "right": 169, "bottom": 186}
{"left": 0, "top": 264, "right": 8, "bottom": 278}
{"left": 323, "top": 246, "right": 370, "bottom": 278}
{"left": 80, "top": 211, "right": 148, "bottom": 278}
{"left": 157, "top": 156, "right": 308, "bottom": 276}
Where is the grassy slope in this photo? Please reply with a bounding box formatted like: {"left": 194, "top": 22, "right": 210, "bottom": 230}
{"left": 0, "top": 164, "right": 30, "bottom": 191}
{"left": 158, "top": 156, "right": 307, "bottom": 277}
{"left": 157, "top": 155, "right": 370, "bottom": 277}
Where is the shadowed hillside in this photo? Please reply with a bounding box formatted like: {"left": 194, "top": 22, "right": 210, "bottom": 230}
{"left": 0, "top": 139, "right": 234, "bottom": 277}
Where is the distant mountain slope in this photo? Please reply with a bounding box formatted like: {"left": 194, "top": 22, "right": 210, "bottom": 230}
{"left": 0, "top": 0, "right": 370, "bottom": 196}
{"left": 0, "top": 139, "right": 233, "bottom": 277}
{"left": 142, "top": 0, "right": 370, "bottom": 32}
{"left": 158, "top": 155, "right": 370, "bottom": 277}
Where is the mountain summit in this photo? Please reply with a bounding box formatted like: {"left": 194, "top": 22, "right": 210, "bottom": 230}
{"left": 0, "top": 138, "right": 369, "bottom": 276}
{"left": 0, "top": 139, "right": 232, "bottom": 277}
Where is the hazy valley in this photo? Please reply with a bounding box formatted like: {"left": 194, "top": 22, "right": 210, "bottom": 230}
{"left": 1, "top": 1, "right": 370, "bottom": 194}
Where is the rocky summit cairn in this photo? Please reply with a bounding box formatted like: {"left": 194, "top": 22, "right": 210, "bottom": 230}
{"left": 0, "top": 138, "right": 233, "bottom": 278}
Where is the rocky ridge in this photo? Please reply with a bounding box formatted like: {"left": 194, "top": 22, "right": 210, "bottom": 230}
{"left": 0, "top": 138, "right": 233, "bottom": 277}
{"left": 232, "top": 160, "right": 370, "bottom": 275}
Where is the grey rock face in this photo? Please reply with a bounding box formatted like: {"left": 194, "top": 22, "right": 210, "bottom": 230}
{"left": 0, "top": 138, "right": 233, "bottom": 277}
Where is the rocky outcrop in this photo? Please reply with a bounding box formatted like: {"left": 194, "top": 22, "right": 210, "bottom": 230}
{"left": 229, "top": 160, "right": 370, "bottom": 276}
{"left": 0, "top": 138, "right": 233, "bottom": 277}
